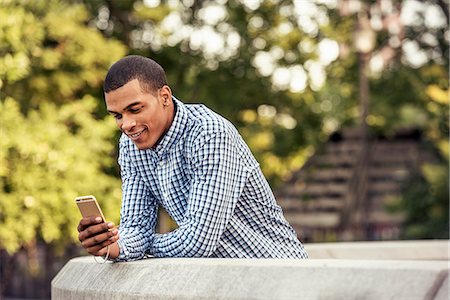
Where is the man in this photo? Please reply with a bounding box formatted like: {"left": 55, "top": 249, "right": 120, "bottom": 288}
{"left": 77, "top": 55, "right": 308, "bottom": 260}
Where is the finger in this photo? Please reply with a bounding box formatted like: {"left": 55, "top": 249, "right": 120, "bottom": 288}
{"left": 78, "top": 217, "right": 103, "bottom": 231}
{"left": 81, "top": 228, "right": 118, "bottom": 248}
{"left": 86, "top": 244, "right": 104, "bottom": 256}
{"left": 86, "top": 236, "right": 118, "bottom": 256}
{"left": 79, "top": 222, "right": 115, "bottom": 241}
{"left": 80, "top": 216, "right": 103, "bottom": 227}
{"left": 97, "top": 236, "right": 119, "bottom": 256}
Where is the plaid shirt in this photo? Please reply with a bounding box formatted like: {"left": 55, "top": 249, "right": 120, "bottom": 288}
{"left": 115, "top": 98, "right": 308, "bottom": 260}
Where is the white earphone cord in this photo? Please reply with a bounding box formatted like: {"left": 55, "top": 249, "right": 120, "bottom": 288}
{"left": 93, "top": 245, "right": 110, "bottom": 264}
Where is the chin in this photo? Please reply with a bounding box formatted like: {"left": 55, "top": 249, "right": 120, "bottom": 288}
{"left": 135, "top": 143, "right": 152, "bottom": 150}
{"left": 132, "top": 140, "right": 153, "bottom": 150}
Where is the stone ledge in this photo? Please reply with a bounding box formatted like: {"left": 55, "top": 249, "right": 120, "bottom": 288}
{"left": 306, "top": 240, "right": 449, "bottom": 260}
{"left": 52, "top": 255, "right": 449, "bottom": 300}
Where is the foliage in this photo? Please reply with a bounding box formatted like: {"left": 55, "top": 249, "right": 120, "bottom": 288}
{"left": 82, "top": 0, "right": 340, "bottom": 184}
{"left": 0, "top": 0, "right": 125, "bottom": 112}
{"left": 394, "top": 164, "right": 449, "bottom": 239}
{"left": 0, "top": 97, "right": 121, "bottom": 253}
{"left": 0, "top": 0, "right": 126, "bottom": 254}
{"left": 81, "top": 0, "right": 448, "bottom": 237}
{"left": 1, "top": 0, "right": 448, "bottom": 256}
{"left": 83, "top": 0, "right": 449, "bottom": 180}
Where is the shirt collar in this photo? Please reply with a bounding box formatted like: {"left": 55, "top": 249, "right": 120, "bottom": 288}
{"left": 151, "top": 97, "right": 188, "bottom": 157}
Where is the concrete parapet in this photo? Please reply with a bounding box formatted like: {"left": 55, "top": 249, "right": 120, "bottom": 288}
{"left": 52, "top": 245, "right": 449, "bottom": 300}
{"left": 306, "top": 240, "right": 449, "bottom": 260}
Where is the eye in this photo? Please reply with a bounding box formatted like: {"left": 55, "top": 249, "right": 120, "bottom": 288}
{"left": 128, "top": 106, "right": 143, "bottom": 114}
{"left": 113, "top": 114, "right": 122, "bottom": 120}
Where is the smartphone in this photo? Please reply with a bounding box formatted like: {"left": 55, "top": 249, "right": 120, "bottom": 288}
{"left": 75, "top": 195, "right": 106, "bottom": 222}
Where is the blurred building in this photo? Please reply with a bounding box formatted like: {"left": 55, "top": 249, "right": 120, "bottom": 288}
{"left": 276, "top": 127, "right": 439, "bottom": 243}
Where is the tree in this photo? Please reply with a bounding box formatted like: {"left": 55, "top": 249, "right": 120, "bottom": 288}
{"left": 82, "top": 0, "right": 448, "bottom": 238}
{"left": 0, "top": 0, "right": 126, "bottom": 297}
{"left": 82, "top": 0, "right": 342, "bottom": 184}
{"left": 82, "top": 0, "right": 448, "bottom": 179}
{"left": 329, "top": 0, "right": 449, "bottom": 239}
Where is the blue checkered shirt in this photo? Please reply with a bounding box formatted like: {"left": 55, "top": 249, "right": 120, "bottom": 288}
{"left": 115, "top": 98, "right": 308, "bottom": 260}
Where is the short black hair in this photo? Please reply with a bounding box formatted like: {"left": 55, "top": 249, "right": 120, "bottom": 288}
{"left": 103, "top": 55, "right": 168, "bottom": 94}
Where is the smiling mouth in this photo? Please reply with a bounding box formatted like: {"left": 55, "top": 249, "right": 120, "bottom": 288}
{"left": 128, "top": 129, "right": 145, "bottom": 140}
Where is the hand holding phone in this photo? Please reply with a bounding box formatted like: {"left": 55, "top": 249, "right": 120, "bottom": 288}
{"left": 75, "top": 195, "right": 119, "bottom": 259}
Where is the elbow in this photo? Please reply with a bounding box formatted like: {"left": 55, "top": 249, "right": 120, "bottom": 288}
{"left": 183, "top": 246, "right": 216, "bottom": 258}
{"left": 181, "top": 232, "right": 218, "bottom": 257}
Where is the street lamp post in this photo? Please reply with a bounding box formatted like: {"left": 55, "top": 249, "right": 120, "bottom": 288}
{"left": 354, "top": 12, "right": 375, "bottom": 141}
{"left": 353, "top": 10, "right": 376, "bottom": 239}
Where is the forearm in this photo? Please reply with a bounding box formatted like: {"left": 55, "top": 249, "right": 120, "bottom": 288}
{"left": 115, "top": 198, "right": 157, "bottom": 261}
{"left": 151, "top": 228, "right": 211, "bottom": 257}
{"left": 106, "top": 241, "right": 120, "bottom": 259}
{"left": 151, "top": 218, "right": 226, "bottom": 257}
{"left": 112, "top": 226, "right": 155, "bottom": 261}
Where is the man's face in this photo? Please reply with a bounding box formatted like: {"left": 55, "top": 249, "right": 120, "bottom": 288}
{"left": 105, "top": 79, "right": 174, "bottom": 150}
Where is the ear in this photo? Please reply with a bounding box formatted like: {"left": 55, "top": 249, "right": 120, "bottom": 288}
{"left": 159, "top": 85, "right": 172, "bottom": 106}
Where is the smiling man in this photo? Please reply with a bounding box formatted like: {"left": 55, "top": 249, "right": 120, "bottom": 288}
{"left": 77, "top": 55, "right": 308, "bottom": 260}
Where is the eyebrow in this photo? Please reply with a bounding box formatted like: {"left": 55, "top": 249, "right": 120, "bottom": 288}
{"left": 107, "top": 101, "right": 142, "bottom": 114}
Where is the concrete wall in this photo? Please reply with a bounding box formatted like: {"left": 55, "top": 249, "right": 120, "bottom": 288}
{"left": 52, "top": 240, "right": 449, "bottom": 300}
{"left": 306, "top": 240, "right": 449, "bottom": 260}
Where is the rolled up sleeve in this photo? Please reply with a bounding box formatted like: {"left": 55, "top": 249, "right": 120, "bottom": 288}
{"left": 115, "top": 136, "right": 157, "bottom": 261}
{"left": 150, "top": 131, "right": 251, "bottom": 257}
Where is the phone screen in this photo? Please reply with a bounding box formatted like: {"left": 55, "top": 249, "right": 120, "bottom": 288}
{"left": 75, "top": 195, "right": 106, "bottom": 221}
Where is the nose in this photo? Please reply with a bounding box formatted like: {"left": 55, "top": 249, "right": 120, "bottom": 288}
{"left": 120, "top": 115, "right": 136, "bottom": 132}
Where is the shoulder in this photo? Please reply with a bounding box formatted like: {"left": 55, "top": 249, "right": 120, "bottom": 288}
{"left": 184, "top": 103, "right": 237, "bottom": 141}
{"left": 180, "top": 104, "right": 240, "bottom": 161}
{"left": 182, "top": 103, "right": 257, "bottom": 163}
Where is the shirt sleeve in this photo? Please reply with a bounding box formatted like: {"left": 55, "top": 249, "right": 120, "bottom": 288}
{"left": 115, "top": 136, "right": 157, "bottom": 261}
{"left": 150, "top": 130, "right": 252, "bottom": 257}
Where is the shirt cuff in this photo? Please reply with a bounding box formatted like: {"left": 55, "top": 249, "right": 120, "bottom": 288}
{"left": 109, "top": 239, "right": 128, "bottom": 262}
